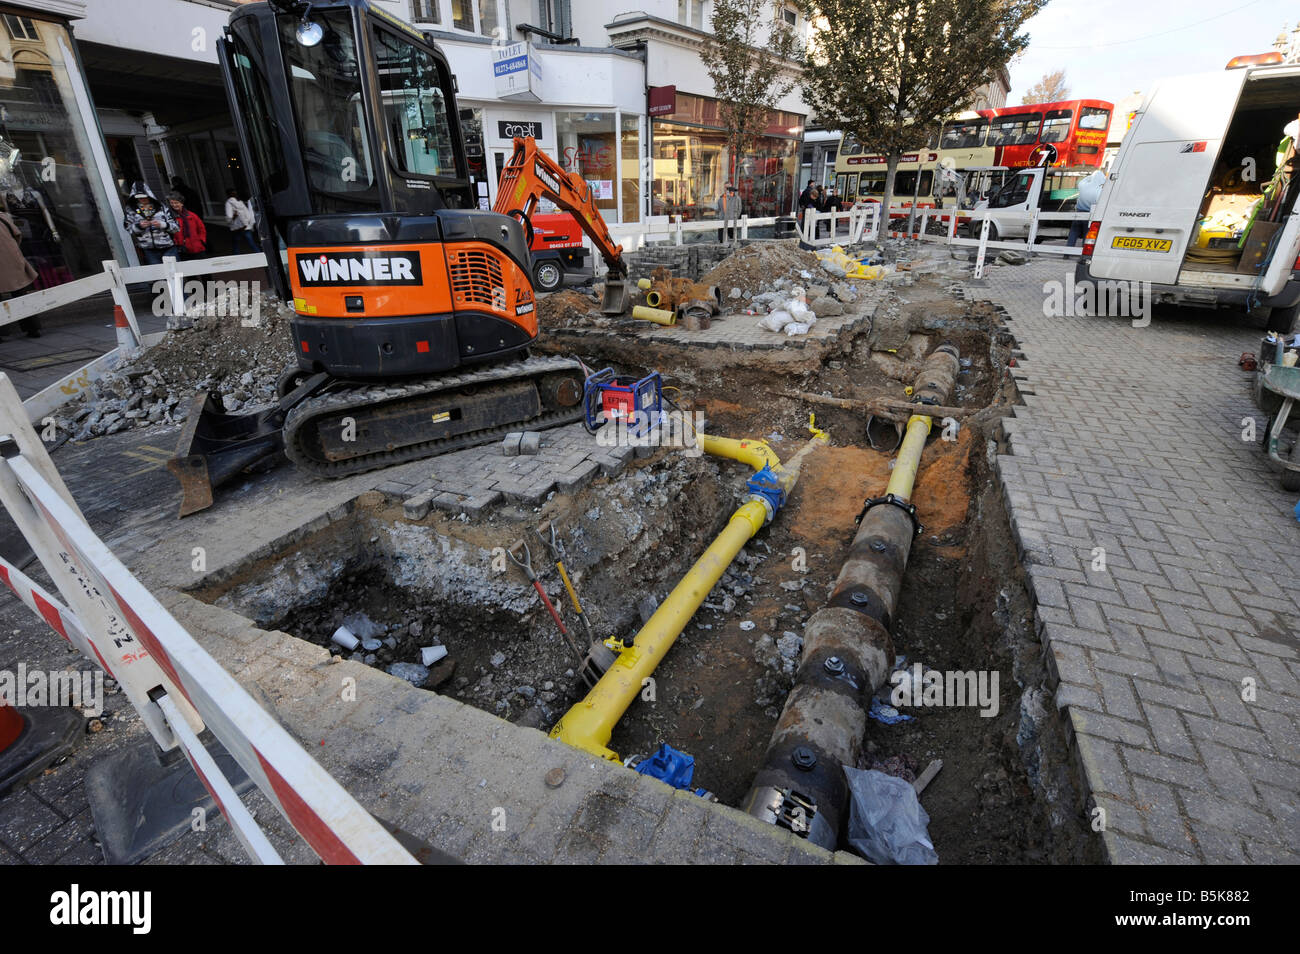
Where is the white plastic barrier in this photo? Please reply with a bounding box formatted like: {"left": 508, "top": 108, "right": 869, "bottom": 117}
{"left": 0, "top": 372, "right": 415, "bottom": 864}
{"left": 799, "top": 205, "right": 879, "bottom": 247}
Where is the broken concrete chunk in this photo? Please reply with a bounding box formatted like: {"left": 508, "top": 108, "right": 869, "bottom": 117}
{"left": 387, "top": 662, "right": 430, "bottom": 686}
{"left": 809, "top": 296, "right": 844, "bottom": 318}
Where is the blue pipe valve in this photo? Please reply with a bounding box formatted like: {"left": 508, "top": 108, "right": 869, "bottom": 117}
{"left": 744, "top": 463, "right": 787, "bottom": 524}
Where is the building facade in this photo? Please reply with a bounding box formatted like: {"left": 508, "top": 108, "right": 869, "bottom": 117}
{"left": 0, "top": 0, "right": 813, "bottom": 280}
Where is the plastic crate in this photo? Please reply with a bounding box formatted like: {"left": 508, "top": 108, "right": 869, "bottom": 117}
{"left": 583, "top": 368, "right": 663, "bottom": 436}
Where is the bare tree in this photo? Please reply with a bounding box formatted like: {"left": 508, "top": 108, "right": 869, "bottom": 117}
{"left": 1021, "top": 69, "right": 1070, "bottom": 104}
{"left": 704, "top": 0, "right": 803, "bottom": 192}
{"left": 801, "top": 0, "right": 1046, "bottom": 216}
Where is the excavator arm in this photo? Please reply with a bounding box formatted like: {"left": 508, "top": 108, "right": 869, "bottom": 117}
{"left": 494, "top": 137, "right": 631, "bottom": 315}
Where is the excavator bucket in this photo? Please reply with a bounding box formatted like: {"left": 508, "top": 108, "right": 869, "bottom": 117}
{"left": 166, "top": 373, "right": 326, "bottom": 517}
{"left": 600, "top": 277, "right": 631, "bottom": 315}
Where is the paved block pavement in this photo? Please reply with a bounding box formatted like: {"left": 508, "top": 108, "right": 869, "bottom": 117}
{"left": 970, "top": 258, "right": 1300, "bottom": 864}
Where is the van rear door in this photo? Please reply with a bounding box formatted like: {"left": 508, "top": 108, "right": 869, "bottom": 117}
{"left": 1088, "top": 69, "right": 1247, "bottom": 284}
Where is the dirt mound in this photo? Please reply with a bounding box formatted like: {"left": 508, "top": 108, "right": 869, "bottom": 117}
{"left": 537, "top": 289, "right": 600, "bottom": 330}
{"left": 53, "top": 292, "right": 296, "bottom": 440}
{"left": 701, "top": 240, "right": 823, "bottom": 292}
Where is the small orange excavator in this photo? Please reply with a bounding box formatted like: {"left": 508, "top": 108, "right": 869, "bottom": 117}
{"left": 168, "top": 0, "right": 631, "bottom": 515}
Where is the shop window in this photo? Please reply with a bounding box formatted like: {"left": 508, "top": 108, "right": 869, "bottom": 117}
{"left": 374, "top": 28, "right": 457, "bottom": 178}
{"left": 556, "top": 111, "right": 616, "bottom": 218}
{"left": 4, "top": 15, "right": 39, "bottom": 41}
{"left": 620, "top": 113, "right": 641, "bottom": 223}
{"left": 0, "top": 16, "right": 122, "bottom": 280}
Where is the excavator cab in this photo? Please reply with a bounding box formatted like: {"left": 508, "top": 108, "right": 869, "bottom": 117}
{"left": 169, "top": 0, "right": 591, "bottom": 517}
{"left": 219, "top": 0, "right": 539, "bottom": 378}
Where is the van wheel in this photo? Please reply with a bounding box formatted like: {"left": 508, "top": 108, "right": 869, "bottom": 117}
{"left": 532, "top": 260, "right": 563, "bottom": 293}
{"left": 1266, "top": 303, "right": 1300, "bottom": 334}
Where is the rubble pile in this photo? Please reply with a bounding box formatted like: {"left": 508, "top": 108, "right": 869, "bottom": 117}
{"left": 53, "top": 292, "right": 296, "bottom": 441}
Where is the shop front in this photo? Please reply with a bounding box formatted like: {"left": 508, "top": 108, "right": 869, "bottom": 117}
{"left": 0, "top": 9, "right": 128, "bottom": 284}
{"left": 649, "top": 92, "right": 802, "bottom": 222}
{"left": 476, "top": 105, "right": 643, "bottom": 225}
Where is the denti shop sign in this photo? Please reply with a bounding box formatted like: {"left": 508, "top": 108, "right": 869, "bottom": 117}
{"left": 493, "top": 41, "right": 543, "bottom": 103}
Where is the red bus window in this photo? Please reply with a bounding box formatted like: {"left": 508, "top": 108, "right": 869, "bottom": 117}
{"left": 1040, "top": 109, "right": 1073, "bottom": 143}
{"left": 1078, "top": 106, "right": 1110, "bottom": 131}
{"left": 987, "top": 112, "right": 1041, "bottom": 146}
{"left": 941, "top": 118, "right": 987, "bottom": 149}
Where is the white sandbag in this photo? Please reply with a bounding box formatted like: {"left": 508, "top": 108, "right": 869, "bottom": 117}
{"left": 760, "top": 309, "right": 793, "bottom": 332}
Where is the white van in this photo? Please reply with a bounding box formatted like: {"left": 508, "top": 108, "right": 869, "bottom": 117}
{"left": 1076, "top": 55, "right": 1300, "bottom": 331}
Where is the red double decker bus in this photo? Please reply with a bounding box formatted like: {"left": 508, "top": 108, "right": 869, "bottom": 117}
{"left": 980, "top": 99, "right": 1113, "bottom": 169}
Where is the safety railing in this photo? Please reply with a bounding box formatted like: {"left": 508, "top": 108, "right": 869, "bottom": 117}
{"left": 0, "top": 372, "right": 417, "bottom": 864}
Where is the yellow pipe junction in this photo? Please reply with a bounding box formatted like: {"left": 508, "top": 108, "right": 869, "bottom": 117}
{"left": 550, "top": 426, "right": 827, "bottom": 761}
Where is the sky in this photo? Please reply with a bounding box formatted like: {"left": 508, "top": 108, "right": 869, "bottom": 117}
{"left": 1007, "top": 0, "right": 1299, "bottom": 106}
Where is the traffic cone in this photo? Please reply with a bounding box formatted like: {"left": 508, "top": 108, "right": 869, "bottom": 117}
{"left": 0, "top": 700, "right": 81, "bottom": 797}
{"left": 0, "top": 703, "right": 22, "bottom": 752}
{"left": 114, "top": 304, "right": 138, "bottom": 352}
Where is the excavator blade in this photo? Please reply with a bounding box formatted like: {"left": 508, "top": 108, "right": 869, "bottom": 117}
{"left": 167, "top": 393, "right": 287, "bottom": 518}
{"left": 600, "top": 278, "right": 631, "bottom": 315}
{"left": 166, "top": 373, "right": 327, "bottom": 518}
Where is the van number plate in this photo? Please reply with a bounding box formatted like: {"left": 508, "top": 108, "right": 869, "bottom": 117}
{"left": 1111, "top": 236, "right": 1172, "bottom": 252}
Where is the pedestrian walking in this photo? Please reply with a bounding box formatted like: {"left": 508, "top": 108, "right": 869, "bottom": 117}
{"left": 0, "top": 208, "right": 40, "bottom": 338}
{"left": 717, "top": 182, "right": 742, "bottom": 244}
{"left": 167, "top": 192, "right": 207, "bottom": 260}
{"left": 225, "top": 189, "right": 258, "bottom": 253}
{"left": 798, "top": 178, "right": 818, "bottom": 236}
{"left": 124, "top": 192, "right": 177, "bottom": 266}
{"left": 169, "top": 176, "right": 201, "bottom": 214}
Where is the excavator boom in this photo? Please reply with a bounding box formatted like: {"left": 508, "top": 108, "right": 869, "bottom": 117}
{"left": 494, "top": 137, "right": 631, "bottom": 315}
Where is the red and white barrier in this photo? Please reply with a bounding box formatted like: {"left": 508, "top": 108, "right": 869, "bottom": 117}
{"left": 0, "top": 372, "right": 414, "bottom": 864}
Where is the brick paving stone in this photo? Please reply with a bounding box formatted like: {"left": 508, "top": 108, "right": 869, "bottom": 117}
{"left": 971, "top": 259, "right": 1299, "bottom": 864}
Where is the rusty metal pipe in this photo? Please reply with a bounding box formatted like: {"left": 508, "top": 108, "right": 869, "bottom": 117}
{"left": 742, "top": 343, "right": 960, "bottom": 850}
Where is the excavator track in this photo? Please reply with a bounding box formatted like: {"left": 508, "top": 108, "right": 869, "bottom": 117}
{"left": 283, "top": 354, "right": 585, "bottom": 478}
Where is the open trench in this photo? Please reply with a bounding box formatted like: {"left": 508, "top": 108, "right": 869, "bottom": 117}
{"left": 192, "top": 284, "right": 1094, "bottom": 863}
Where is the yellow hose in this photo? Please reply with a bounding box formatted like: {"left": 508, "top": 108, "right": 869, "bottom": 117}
{"left": 885, "top": 414, "right": 933, "bottom": 499}
{"left": 550, "top": 428, "right": 826, "bottom": 760}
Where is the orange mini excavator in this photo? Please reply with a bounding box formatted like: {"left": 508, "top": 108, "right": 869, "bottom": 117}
{"left": 168, "top": 0, "right": 631, "bottom": 515}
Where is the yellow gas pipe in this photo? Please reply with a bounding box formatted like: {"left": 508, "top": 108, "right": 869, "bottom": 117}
{"left": 885, "top": 413, "right": 933, "bottom": 499}
{"left": 550, "top": 421, "right": 828, "bottom": 761}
